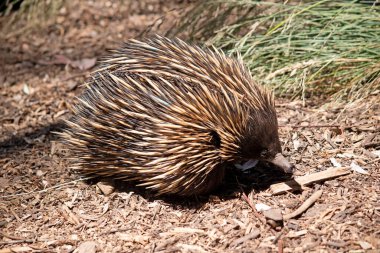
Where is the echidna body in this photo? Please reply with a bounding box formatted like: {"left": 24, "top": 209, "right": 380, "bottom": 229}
{"left": 61, "top": 35, "right": 293, "bottom": 196}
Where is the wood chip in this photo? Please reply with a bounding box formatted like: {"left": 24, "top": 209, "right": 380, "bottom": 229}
{"left": 159, "top": 227, "right": 205, "bottom": 237}
{"left": 0, "top": 246, "right": 34, "bottom": 253}
{"left": 178, "top": 244, "right": 208, "bottom": 253}
{"left": 231, "top": 229, "right": 260, "bottom": 247}
{"left": 358, "top": 241, "right": 373, "bottom": 250}
{"left": 74, "top": 241, "right": 97, "bottom": 253}
{"left": 286, "top": 230, "right": 308, "bottom": 238}
{"left": 118, "top": 233, "right": 149, "bottom": 244}
{"left": 1, "top": 1, "right": 379, "bottom": 252}
{"left": 61, "top": 204, "right": 80, "bottom": 225}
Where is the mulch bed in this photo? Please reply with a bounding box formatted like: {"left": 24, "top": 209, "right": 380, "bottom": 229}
{"left": 1, "top": 1, "right": 379, "bottom": 252}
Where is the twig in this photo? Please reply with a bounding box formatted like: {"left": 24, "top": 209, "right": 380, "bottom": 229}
{"left": 361, "top": 128, "right": 379, "bottom": 148}
{"left": 99, "top": 220, "right": 137, "bottom": 236}
{"left": 99, "top": 227, "right": 133, "bottom": 236}
{"left": 361, "top": 132, "right": 377, "bottom": 145}
{"left": 1, "top": 233, "right": 24, "bottom": 240}
{"left": 235, "top": 177, "right": 267, "bottom": 225}
{"left": 325, "top": 240, "right": 347, "bottom": 248}
{"left": 231, "top": 229, "right": 260, "bottom": 247}
{"left": 279, "top": 124, "right": 341, "bottom": 128}
{"left": 270, "top": 167, "right": 350, "bottom": 195}
{"left": 324, "top": 135, "right": 337, "bottom": 149}
{"left": 0, "top": 239, "right": 35, "bottom": 245}
{"left": 286, "top": 230, "right": 308, "bottom": 238}
{"left": 279, "top": 124, "right": 380, "bottom": 131}
{"left": 0, "top": 233, "right": 49, "bottom": 246}
{"left": 10, "top": 209, "right": 21, "bottom": 223}
{"left": 278, "top": 238, "right": 284, "bottom": 253}
{"left": 362, "top": 141, "right": 380, "bottom": 149}
{"left": 0, "top": 246, "right": 34, "bottom": 253}
{"left": 240, "top": 191, "right": 266, "bottom": 225}
{"left": 273, "top": 230, "right": 284, "bottom": 244}
{"left": 0, "top": 177, "right": 93, "bottom": 199}
{"left": 60, "top": 204, "right": 80, "bottom": 225}
{"left": 283, "top": 190, "right": 323, "bottom": 220}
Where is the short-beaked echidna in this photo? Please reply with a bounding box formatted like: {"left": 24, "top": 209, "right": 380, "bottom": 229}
{"left": 60, "top": 35, "right": 294, "bottom": 196}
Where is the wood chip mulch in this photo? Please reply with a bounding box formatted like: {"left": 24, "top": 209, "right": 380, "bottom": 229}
{"left": 1, "top": 1, "right": 379, "bottom": 252}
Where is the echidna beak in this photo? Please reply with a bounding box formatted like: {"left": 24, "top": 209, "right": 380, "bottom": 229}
{"left": 268, "top": 153, "right": 294, "bottom": 174}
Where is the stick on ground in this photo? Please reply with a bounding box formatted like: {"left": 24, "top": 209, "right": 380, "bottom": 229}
{"left": 270, "top": 167, "right": 350, "bottom": 195}
{"left": 283, "top": 189, "right": 323, "bottom": 220}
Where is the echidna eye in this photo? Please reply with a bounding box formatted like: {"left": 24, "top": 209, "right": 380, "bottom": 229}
{"left": 210, "top": 130, "right": 221, "bottom": 149}
{"left": 260, "top": 149, "right": 268, "bottom": 158}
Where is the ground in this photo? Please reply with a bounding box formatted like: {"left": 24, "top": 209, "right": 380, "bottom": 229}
{"left": 0, "top": 1, "right": 379, "bottom": 252}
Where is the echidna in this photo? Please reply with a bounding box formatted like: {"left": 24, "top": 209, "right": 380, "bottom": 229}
{"left": 60, "top": 35, "right": 294, "bottom": 196}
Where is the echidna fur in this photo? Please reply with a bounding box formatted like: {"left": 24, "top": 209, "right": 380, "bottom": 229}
{"left": 60, "top": 35, "right": 293, "bottom": 196}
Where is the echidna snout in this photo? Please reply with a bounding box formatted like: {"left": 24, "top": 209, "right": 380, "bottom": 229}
{"left": 61, "top": 35, "right": 294, "bottom": 196}
{"left": 237, "top": 111, "right": 294, "bottom": 174}
{"left": 268, "top": 153, "right": 294, "bottom": 174}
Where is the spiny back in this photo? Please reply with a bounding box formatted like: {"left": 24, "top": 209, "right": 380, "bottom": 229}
{"left": 61, "top": 36, "right": 281, "bottom": 196}
{"left": 99, "top": 35, "right": 275, "bottom": 115}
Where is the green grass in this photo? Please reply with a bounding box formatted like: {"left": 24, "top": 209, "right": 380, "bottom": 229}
{"left": 0, "top": 0, "right": 64, "bottom": 38}
{"left": 169, "top": 0, "right": 380, "bottom": 103}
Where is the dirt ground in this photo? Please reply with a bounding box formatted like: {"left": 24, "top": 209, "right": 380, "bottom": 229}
{"left": 1, "top": 1, "right": 379, "bottom": 252}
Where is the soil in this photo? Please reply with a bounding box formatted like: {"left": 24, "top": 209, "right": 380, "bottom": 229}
{"left": 1, "top": 1, "right": 379, "bottom": 252}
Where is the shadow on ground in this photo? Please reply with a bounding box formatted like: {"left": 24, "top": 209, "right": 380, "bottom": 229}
{"left": 0, "top": 121, "right": 64, "bottom": 156}
{"left": 83, "top": 162, "right": 294, "bottom": 209}
{"left": 0, "top": 119, "right": 295, "bottom": 210}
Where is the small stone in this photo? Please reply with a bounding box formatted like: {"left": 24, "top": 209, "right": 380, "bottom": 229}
{"left": 96, "top": 181, "right": 115, "bottom": 195}
{"left": 263, "top": 208, "right": 283, "bottom": 221}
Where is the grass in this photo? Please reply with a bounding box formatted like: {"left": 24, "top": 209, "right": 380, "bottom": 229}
{"left": 169, "top": 0, "right": 380, "bottom": 103}
{"left": 0, "top": 0, "right": 64, "bottom": 38}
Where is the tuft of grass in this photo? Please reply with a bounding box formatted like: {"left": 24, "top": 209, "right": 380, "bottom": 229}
{"left": 0, "top": 0, "right": 64, "bottom": 38}
{"left": 169, "top": 0, "right": 380, "bottom": 103}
